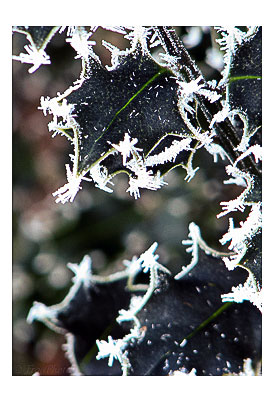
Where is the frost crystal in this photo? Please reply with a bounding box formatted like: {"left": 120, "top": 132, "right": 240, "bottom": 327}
{"left": 217, "top": 166, "right": 254, "bottom": 218}
{"left": 110, "top": 133, "right": 141, "bottom": 165}
{"left": 12, "top": 44, "right": 51, "bottom": 73}
{"left": 27, "top": 301, "right": 62, "bottom": 333}
{"left": 66, "top": 27, "right": 96, "bottom": 60}
{"left": 234, "top": 144, "right": 262, "bottom": 166}
{"left": 145, "top": 137, "right": 192, "bottom": 166}
{"left": 40, "top": 96, "right": 74, "bottom": 118}
{"left": 138, "top": 241, "right": 159, "bottom": 272}
{"left": 177, "top": 75, "right": 221, "bottom": 115}
{"left": 124, "top": 26, "right": 153, "bottom": 54}
{"left": 220, "top": 203, "right": 262, "bottom": 255}
{"left": 89, "top": 164, "right": 114, "bottom": 194}
{"left": 52, "top": 164, "right": 92, "bottom": 204}
{"left": 221, "top": 270, "right": 262, "bottom": 312}
{"left": 96, "top": 336, "right": 124, "bottom": 367}
{"left": 220, "top": 202, "right": 262, "bottom": 279}
{"left": 27, "top": 301, "right": 55, "bottom": 324}
{"left": 126, "top": 160, "right": 166, "bottom": 199}
{"left": 175, "top": 222, "right": 201, "bottom": 279}
{"left": 215, "top": 26, "right": 247, "bottom": 85}
{"left": 210, "top": 103, "right": 230, "bottom": 129}
{"left": 67, "top": 255, "right": 93, "bottom": 288}
{"left": 169, "top": 367, "right": 197, "bottom": 376}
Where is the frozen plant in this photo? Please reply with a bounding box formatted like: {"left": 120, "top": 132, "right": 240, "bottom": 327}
{"left": 13, "top": 25, "right": 262, "bottom": 376}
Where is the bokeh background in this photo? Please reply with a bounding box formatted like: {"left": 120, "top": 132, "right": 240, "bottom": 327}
{"left": 12, "top": 27, "right": 244, "bottom": 375}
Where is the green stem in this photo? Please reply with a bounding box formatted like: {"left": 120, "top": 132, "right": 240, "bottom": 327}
{"left": 229, "top": 75, "right": 261, "bottom": 84}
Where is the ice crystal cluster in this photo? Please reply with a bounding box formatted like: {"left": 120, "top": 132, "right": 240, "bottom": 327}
{"left": 13, "top": 26, "right": 262, "bottom": 376}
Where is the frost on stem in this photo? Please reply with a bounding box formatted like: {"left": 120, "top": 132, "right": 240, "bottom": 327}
{"left": 62, "top": 333, "right": 83, "bottom": 376}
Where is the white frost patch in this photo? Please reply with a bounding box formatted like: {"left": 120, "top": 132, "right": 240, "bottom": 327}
{"left": 177, "top": 75, "right": 221, "bottom": 115}
{"left": 110, "top": 133, "right": 141, "bottom": 165}
{"left": 221, "top": 269, "right": 262, "bottom": 312}
{"left": 67, "top": 255, "right": 93, "bottom": 288}
{"left": 124, "top": 26, "right": 154, "bottom": 54}
{"left": 39, "top": 96, "right": 77, "bottom": 138}
{"left": 146, "top": 138, "right": 192, "bottom": 167}
{"left": 217, "top": 166, "right": 254, "bottom": 218}
{"left": 234, "top": 144, "right": 262, "bottom": 167}
{"left": 52, "top": 164, "right": 92, "bottom": 204}
{"left": 169, "top": 367, "right": 197, "bottom": 376}
{"left": 89, "top": 164, "right": 114, "bottom": 194}
{"left": 27, "top": 301, "right": 56, "bottom": 324}
{"left": 12, "top": 44, "right": 51, "bottom": 73}
{"left": 210, "top": 103, "right": 231, "bottom": 129}
{"left": 175, "top": 222, "right": 201, "bottom": 279}
{"left": 127, "top": 169, "right": 167, "bottom": 199}
{"left": 26, "top": 301, "right": 63, "bottom": 334}
{"left": 66, "top": 27, "right": 96, "bottom": 61}
{"left": 96, "top": 336, "right": 126, "bottom": 367}
{"left": 220, "top": 202, "right": 262, "bottom": 271}
{"left": 220, "top": 203, "right": 262, "bottom": 252}
{"left": 234, "top": 358, "right": 261, "bottom": 376}
{"left": 40, "top": 96, "right": 75, "bottom": 122}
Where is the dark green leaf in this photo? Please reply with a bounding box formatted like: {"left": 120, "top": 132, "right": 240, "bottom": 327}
{"left": 228, "top": 28, "right": 262, "bottom": 131}
{"left": 63, "top": 44, "right": 194, "bottom": 177}
{"left": 125, "top": 251, "right": 261, "bottom": 375}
